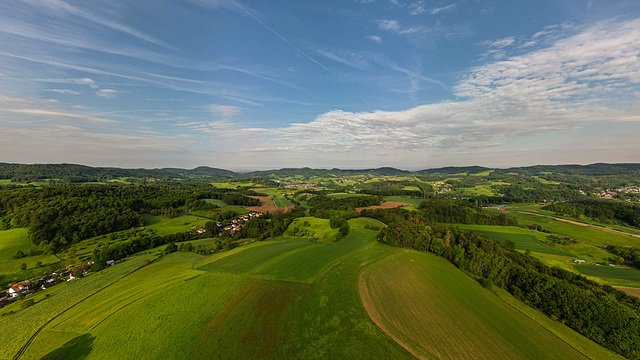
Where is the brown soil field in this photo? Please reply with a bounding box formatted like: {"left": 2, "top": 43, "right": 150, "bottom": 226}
{"left": 254, "top": 188, "right": 266, "bottom": 192}
{"left": 617, "top": 287, "right": 640, "bottom": 298}
{"left": 356, "top": 202, "right": 411, "bottom": 212}
{"left": 246, "top": 196, "right": 276, "bottom": 214}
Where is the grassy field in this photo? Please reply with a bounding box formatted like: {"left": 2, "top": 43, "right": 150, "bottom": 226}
{"left": 454, "top": 225, "right": 575, "bottom": 256}
{"left": 0, "top": 228, "right": 32, "bottom": 260}
{"left": 273, "top": 194, "right": 294, "bottom": 209}
{"left": 382, "top": 195, "right": 425, "bottom": 206}
{"left": 287, "top": 217, "right": 339, "bottom": 242}
{"left": 2, "top": 219, "right": 413, "bottom": 360}
{"left": 503, "top": 209, "right": 640, "bottom": 247}
{"left": 203, "top": 198, "right": 227, "bottom": 207}
{"left": 327, "top": 193, "right": 371, "bottom": 199}
{"left": 198, "top": 218, "right": 378, "bottom": 283}
{"left": 359, "top": 250, "right": 622, "bottom": 360}
{"left": 142, "top": 214, "right": 209, "bottom": 235}
{"left": 574, "top": 264, "right": 640, "bottom": 282}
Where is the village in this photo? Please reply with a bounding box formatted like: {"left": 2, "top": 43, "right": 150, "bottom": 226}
{"left": 1, "top": 260, "right": 95, "bottom": 309}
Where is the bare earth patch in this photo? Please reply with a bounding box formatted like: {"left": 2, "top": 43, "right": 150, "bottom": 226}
{"left": 617, "top": 287, "right": 640, "bottom": 299}
{"left": 246, "top": 196, "right": 276, "bottom": 214}
{"left": 356, "top": 202, "right": 411, "bottom": 212}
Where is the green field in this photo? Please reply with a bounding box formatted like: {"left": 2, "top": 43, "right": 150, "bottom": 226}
{"left": 198, "top": 218, "right": 378, "bottom": 283}
{"left": 360, "top": 250, "right": 623, "bottom": 360}
{"left": 142, "top": 214, "right": 209, "bottom": 235}
{"left": 273, "top": 194, "right": 294, "bottom": 209}
{"left": 1, "top": 214, "right": 626, "bottom": 359}
{"left": 504, "top": 210, "right": 640, "bottom": 248}
{"left": 0, "top": 228, "right": 31, "bottom": 260}
{"left": 287, "top": 217, "right": 339, "bottom": 242}
{"left": 203, "top": 198, "right": 227, "bottom": 207}
{"left": 0, "top": 219, "right": 412, "bottom": 359}
{"left": 575, "top": 264, "right": 640, "bottom": 282}
{"left": 327, "top": 193, "right": 371, "bottom": 199}
{"left": 454, "top": 225, "right": 575, "bottom": 256}
{"left": 382, "top": 196, "right": 425, "bottom": 206}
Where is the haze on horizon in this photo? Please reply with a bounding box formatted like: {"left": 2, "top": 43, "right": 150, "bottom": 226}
{"left": 1, "top": 0, "right": 639, "bottom": 171}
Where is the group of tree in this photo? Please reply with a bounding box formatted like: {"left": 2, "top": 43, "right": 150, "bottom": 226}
{"left": 543, "top": 199, "right": 640, "bottom": 228}
{"left": 238, "top": 208, "right": 306, "bottom": 241}
{"left": 606, "top": 245, "right": 640, "bottom": 267}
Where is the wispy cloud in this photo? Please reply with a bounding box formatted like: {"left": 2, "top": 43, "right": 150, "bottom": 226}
{"left": 96, "top": 89, "right": 119, "bottom": 98}
{"left": 409, "top": 2, "right": 427, "bottom": 15}
{"left": 206, "top": 104, "right": 242, "bottom": 120}
{"left": 366, "top": 35, "right": 382, "bottom": 43}
{"left": 46, "top": 89, "right": 80, "bottom": 95}
{"left": 430, "top": 4, "right": 456, "bottom": 15}
{"left": 1, "top": 108, "right": 117, "bottom": 123}
{"left": 226, "top": 0, "right": 328, "bottom": 71}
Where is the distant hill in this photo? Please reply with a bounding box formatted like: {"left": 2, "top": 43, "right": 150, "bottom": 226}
{"left": 496, "top": 163, "right": 640, "bottom": 176}
{"left": 241, "top": 167, "right": 410, "bottom": 178}
{"left": 1, "top": 162, "right": 639, "bottom": 184}
{"left": 415, "top": 166, "right": 492, "bottom": 175}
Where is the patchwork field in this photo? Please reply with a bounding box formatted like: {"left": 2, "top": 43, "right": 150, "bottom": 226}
{"left": 359, "top": 250, "right": 622, "bottom": 360}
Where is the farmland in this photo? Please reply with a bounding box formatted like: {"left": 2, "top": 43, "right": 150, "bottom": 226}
{"left": 0, "top": 219, "right": 413, "bottom": 359}
{"left": 360, "top": 250, "right": 623, "bottom": 360}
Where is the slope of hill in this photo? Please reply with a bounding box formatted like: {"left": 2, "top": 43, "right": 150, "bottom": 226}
{"left": 360, "top": 250, "right": 624, "bottom": 360}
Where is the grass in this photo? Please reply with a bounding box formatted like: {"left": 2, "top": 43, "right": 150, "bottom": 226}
{"left": 142, "top": 214, "right": 209, "bottom": 235}
{"left": 574, "top": 264, "right": 640, "bottom": 282}
{"left": 5, "top": 220, "right": 413, "bottom": 359}
{"left": 327, "top": 193, "right": 371, "bottom": 199}
{"left": 360, "top": 250, "right": 618, "bottom": 360}
{"left": 198, "top": 218, "right": 378, "bottom": 283}
{"left": 273, "top": 194, "right": 294, "bottom": 209}
{"left": 287, "top": 217, "right": 339, "bottom": 242}
{"left": 506, "top": 211, "right": 640, "bottom": 248}
{"left": 382, "top": 196, "right": 425, "bottom": 206}
{"left": 203, "top": 198, "right": 227, "bottom": 207}
{"left": 0, "top": 255, "right": 153, "bottom": 359}
{"left": 454, "top": 225, "right": 575, "bottom": 256}
{"left": 0, "top": 228, "right": 31, "bottom": 260}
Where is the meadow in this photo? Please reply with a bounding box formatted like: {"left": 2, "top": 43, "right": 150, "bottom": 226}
{"left": 2, "top": 218, "right": 412, "bottom": 360}
{"left": 359, "top": 250, "right": 623, "bottom": 360}
{"left": 198, "top": 218, "right": 379, "bottom": 283}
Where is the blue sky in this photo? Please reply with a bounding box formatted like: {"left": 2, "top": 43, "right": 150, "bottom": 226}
{"left": 1, "top": 0, "right": 639, "bottom": 170}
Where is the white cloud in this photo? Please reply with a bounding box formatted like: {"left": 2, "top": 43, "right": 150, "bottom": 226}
{"left": 96, "top": 89, "right": 119, "bottom": 98}
{"left": 206, "top": 104, "right": 242, "bottom": 120}
{"left": 378, "top": 20, "right": 400, "bottom": 31}
{"left": 366, "top": 35, "right": 382, "bottom": 43}
{"left": 46, "top": 89, "right": 80, "bottom": 95}
{"left": 268, "top": 18, "right": 640, "bottom": 155}
{"left": 409, "top": 2, "right": 427, "bottom": 15}
{"left": 429, "top": 4, "right": 456, "bottom": 15}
